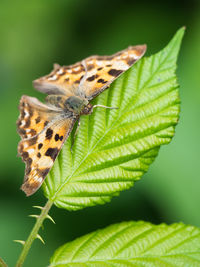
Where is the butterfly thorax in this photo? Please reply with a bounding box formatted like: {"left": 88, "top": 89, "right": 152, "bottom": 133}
{"left": 46, "top": 95, "right": 92, "bottom": 116}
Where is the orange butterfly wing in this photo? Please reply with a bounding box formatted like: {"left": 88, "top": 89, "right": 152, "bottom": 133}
{"left": 17, "top": 96, "right": 76, "bottom": 196}
{"left": 81, "top": 45, "right": 146, "bottom": 99}
{"left": 33, "top": 45, "right": 146, "bottom": 100}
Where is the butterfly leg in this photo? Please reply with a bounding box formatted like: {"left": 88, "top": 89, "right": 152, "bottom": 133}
{"left": 93, "top": 105, "right": 119, "bottom": 110}
{"left": 71, "top": 118, "right": 81, "bottom": 150}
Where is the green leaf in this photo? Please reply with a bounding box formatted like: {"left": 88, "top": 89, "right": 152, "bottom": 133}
{"left": 43, "top": 28, "right": 184, "bottom": 210}
{"left": 49, "top": 221, "right": 200, "bottom": 267}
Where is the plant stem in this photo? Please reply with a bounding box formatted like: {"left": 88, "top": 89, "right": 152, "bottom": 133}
{"left": 16, "top": 199, "right": 53, "bottom": 267}
{"left": 0, "top": 257, "right": 8, "bottom": 267}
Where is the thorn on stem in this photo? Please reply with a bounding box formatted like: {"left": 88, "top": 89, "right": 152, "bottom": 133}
{"left": 13, "top": 240, "right": 25, "bottom": 245}
{"left": 29, "top": 214, "right": 39, "bottom": 219}
{"left": 46, "top": 214, "right": 56, "bottom": 224}
{"left": 33, "top": 205, "right": 44, "bottom": 210}
{"left": 36, "top": 234, "right": 45, "bottom": 244}
{"left": 93, "top": 104, "right": 119, "bottom": 110}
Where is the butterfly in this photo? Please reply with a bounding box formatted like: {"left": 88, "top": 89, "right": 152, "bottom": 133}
{"left": 17, "top": 45, "right": 146, "bottom": 196}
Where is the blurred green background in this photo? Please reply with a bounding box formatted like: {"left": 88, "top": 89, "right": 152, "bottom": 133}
{"left": 0, "top": 0, "right": 200, "bottom": 266}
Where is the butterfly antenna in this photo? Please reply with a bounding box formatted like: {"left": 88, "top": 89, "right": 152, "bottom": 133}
{"left": 78, "top": 60, "right": 88, "bottom": 91}
{"left": 93, "top": 105, "right": 118, "bottom": 110}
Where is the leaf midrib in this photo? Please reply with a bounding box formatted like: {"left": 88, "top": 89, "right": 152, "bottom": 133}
{"left": 51, "top": 94, "right": 177, "bottom": 199}
{"left": 67, "top": 102, "right": 178, "bottom": 178}
{"left": 51, "top": 123, "right": 115, "bottom": 200}
{"left": 50, "top": 45, "right": 178, "bottom": 201}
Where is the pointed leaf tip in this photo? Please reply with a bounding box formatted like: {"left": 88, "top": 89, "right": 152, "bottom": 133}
{"left": 174, "top": 26, "right": 185, "bottom": 43}
{"left": 164, "top": 27, "right": 185, "bottom": 60}
{"left": 44, "top": 29, "right": 184, "bottom": 211}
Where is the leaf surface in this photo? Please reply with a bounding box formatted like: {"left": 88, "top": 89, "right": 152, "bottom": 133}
{"left": 43, "top": 28, "right": 184, "bottom": 210}
{"left": 50, "top": 221, "right": 200, "bottom": 267}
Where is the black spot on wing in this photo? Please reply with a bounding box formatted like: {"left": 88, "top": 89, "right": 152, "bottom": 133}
{"left": 127, "top": 58, "right": 136, "bottom": 66}
{"left": 108, "top": 69, "right": 123, "bottom": 77}
{"left": 87, "top": 74, "right": 99, "bottom": 82}
{"left": 45, "top": 148, "right": 59, "bottom": 160}
{"left": 18, "top": 128, "right": 26, "bottom": 136}
{"left": 28, "top": 107, "right": 33, "bottom": 118}
{"left": 29, "top": 129, "right": 37, "bottom": 136}
{"left": 35, "top": 117, "right": 41, "bottom": 124}
{"left": 74, "top": 75, "right": 84, "bottom": 84}
{"left": 28, "top": 136, "right": 38, "bottom": 146}
{"left": 55, "top": 134, "right": 59, "bottom": 141}
{"left": 39, "top": 168, "right": 50, "bottom": 178}
{"left": 87, "top": 64, "right": 95, "bottom": 71}
{"left": 44, "top": 121, "right": 49, "bottom": 127}
{"left": 34, "top": 168, "right": 50, "bottom": 181}
{"left": 22, "top": 151, "right": 29, "bottom": 160}
{"left": 46, "top": 128, "right": 53, "bottom": 140}
{"left": 38, "top": 143, "right": 43, "bottom": 149}
{"left": 25, "top": 166, "right": 31, "bottom": 175}
{"left": 74, "top": 79, "right": 80, "bottom": 84}
{"left": 21, "top": 110, "right": 25, "bottom": 118}
{"left": 55, "top": 134, "right": 64, "bottom": 141}
{"left": 26, "top": 157, "right": 32, "bottom": 167}
{"left": 25, "top": 119, "right": 30, "bottom": 128}
{"left": 37, "top": 152, "right": 41, "bottom": 158}
{"left": 97, "top": 78, "right": 107, "bottom": 84}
